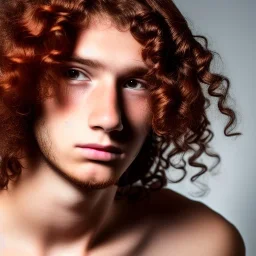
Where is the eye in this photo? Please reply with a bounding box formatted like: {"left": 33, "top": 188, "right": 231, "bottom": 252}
{"left": 124, "top": 79, "right": 147, "bottom": 90}
{"left": 64, "top": 68, "right": 90, "bottom": 81}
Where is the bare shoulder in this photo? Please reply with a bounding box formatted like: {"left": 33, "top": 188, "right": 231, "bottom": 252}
{"left": 142, "top": 188, "right": 246, "bottom": 256}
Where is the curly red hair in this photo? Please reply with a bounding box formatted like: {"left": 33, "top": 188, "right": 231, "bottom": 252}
{"left": 0, "top": 0, "right": 241, "bottom": 199}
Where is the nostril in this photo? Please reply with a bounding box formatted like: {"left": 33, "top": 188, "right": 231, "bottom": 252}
{"left": 88, "top": 112, "right": 124, "bottom": 133}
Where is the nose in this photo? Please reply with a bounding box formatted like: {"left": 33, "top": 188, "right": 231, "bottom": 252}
{"left": 88, "top": 81, "right": 123, "bottom": 133}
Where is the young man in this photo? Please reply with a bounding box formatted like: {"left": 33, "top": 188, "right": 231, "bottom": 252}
{"left": 0, "top": 0, "right": 245, "bottom": 255}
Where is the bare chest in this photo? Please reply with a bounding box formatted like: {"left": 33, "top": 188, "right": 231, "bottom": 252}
{"left": 88, "top": 222, "right": 197, "bottom": 256}
{"left": 0, "top": 190, "right": 207, "bottom": 256}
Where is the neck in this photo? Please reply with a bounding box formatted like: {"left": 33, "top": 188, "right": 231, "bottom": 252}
{"left": 0, "top": 153, "right": 119, "bottom": 254}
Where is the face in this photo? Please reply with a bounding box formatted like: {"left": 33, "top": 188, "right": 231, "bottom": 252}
{"left": 33, "top": 18, "right": 152, "bottom": 189}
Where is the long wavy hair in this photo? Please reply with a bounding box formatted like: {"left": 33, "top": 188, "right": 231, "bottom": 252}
{"left": 0, "top": 0, "right": 241, "bottom": 200}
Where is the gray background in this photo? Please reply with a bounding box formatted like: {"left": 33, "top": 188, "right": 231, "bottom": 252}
{"left": 168, "top": 1, "right": 255, "bottom": 255}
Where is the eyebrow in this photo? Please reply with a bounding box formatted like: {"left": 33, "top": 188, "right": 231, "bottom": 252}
{"left": 66, "top": 56, "right": 149, "bottom": 78}
{"left": 67, "top": 56, "right": 105, "bottom": 69}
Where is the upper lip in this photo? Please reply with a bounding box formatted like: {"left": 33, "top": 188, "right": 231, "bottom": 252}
{"left": 76, "top": 144, "right": 123, "bottom": 154}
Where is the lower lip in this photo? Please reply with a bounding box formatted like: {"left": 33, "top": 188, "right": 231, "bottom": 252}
{"left": 76, "top": 147, "right": 122, "bottom": 161}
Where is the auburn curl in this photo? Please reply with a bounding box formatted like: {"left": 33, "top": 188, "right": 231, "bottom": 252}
{"left": 0, "top": 0, "right": 241, "bottom": 200}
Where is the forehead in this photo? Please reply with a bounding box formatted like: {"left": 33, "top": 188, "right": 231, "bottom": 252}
{"left": 72, "top": 17, "right": 147, "bottom": 73}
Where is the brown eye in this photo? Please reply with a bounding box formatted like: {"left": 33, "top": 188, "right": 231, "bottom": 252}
{"left": 124, "top": 79, "right": 146, "bottom": 90}
{"left": 65, "top": 68, "right": 90, "bottom": 81}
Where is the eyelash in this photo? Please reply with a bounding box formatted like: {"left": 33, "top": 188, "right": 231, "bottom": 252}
{"left": 64, "top": 68, "right": 90, "bottom": 81}
{"left": 64, "top": 68, "right": 148, "bottom": 90}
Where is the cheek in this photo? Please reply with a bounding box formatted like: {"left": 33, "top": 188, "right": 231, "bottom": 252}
{"left": 33, "top": 99, "right": 73, "bottom": 143}
{"left": 41, "top": 96, "right": 75, "bottom": 123}
{"left": 124, "top": 96, "right": 152, "bottom": 134}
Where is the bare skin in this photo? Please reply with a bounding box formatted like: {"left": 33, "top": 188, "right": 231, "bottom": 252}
{"left": 0, "top": 187, "right": 245, "bottom": 256}
{"left": 0, "top": 17, "right": 245, "bottom": 256}
{"left": 88, "top": 188, "right": 246, "bottom": 256}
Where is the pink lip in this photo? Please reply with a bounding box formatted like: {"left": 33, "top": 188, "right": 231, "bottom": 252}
{"left": 76, "top": 144, "right": 123, "bottom": 154}
{"left": 75, "top": 144, "right": 123, "bottom": 161}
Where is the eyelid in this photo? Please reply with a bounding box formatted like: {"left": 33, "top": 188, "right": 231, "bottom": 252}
{"left": 65, "top": 66, "right": 91, "bottom": 81}
{"left": 63, "top": 63, "right": 148, "bottom": 88}
{"left": 123, "top": 78, "right": 148, "bottom": 90}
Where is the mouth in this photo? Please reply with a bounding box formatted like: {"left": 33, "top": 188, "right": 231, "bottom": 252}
{"left": 75, "top": 144, "right": 123, "bottom": 161}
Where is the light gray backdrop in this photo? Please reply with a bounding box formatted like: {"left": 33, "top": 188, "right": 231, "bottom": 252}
{"left": 168, "top": 1, "right": 255, "bottom": 255}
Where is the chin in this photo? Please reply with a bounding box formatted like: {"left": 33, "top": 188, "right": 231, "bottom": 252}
{"left": 41, "top": 151, "right": 123, "bottom": 190}
{"left": 58, "top": 163, "right": 120, "bottom": 190}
